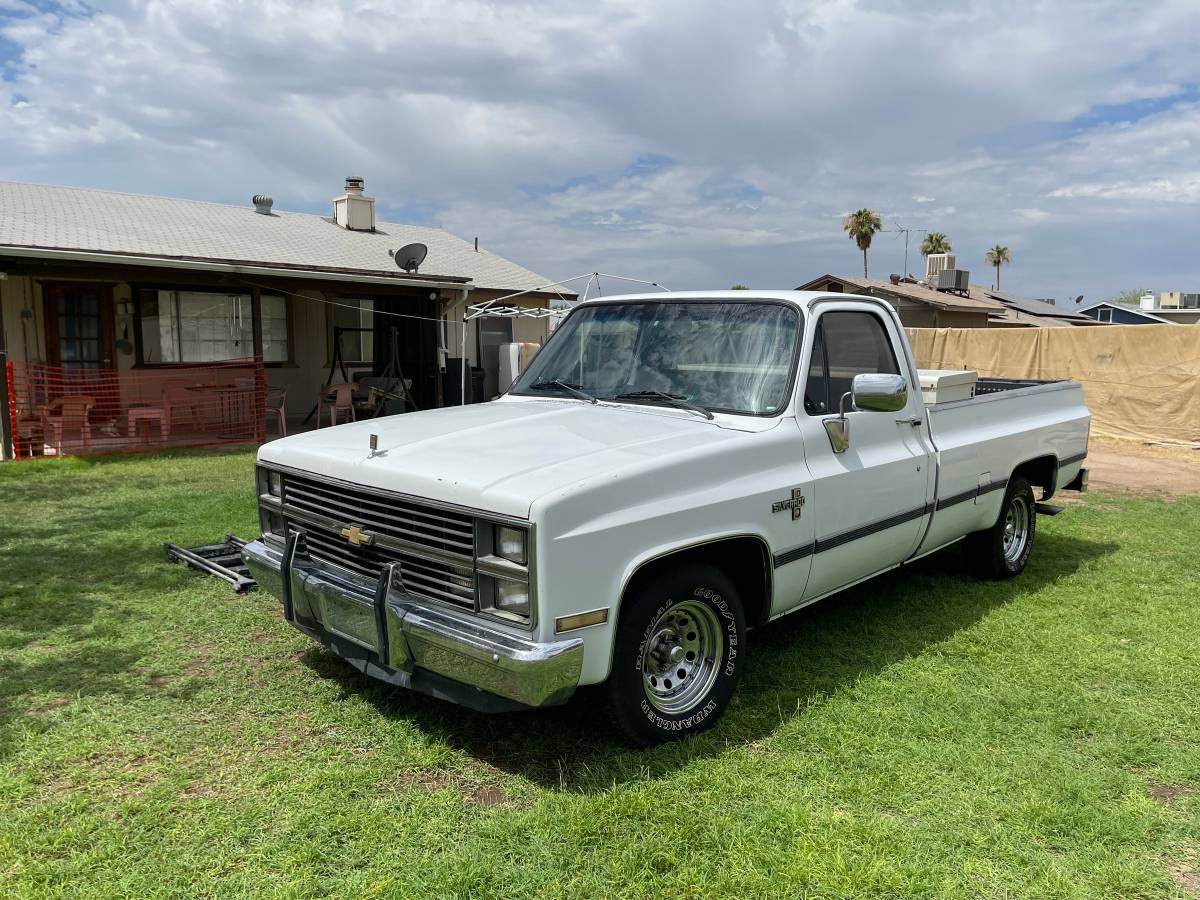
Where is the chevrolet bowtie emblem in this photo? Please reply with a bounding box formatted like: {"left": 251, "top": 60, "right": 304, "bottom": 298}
{"left": 771, "top": 488, "right": 806, "bottom": 520}
{"left": 340, "top": 524, "right": 374, "bottom": 546}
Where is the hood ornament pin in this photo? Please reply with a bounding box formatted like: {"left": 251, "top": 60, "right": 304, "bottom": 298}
{"left": 369, "top": 433, "right": 378, "bottom": 452}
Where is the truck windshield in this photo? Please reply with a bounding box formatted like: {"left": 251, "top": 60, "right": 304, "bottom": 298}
{"left": 510, "top": 300, "right": 802, "bottom": 416}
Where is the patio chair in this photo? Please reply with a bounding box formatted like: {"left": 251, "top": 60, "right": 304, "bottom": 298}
{"left": 266, "top": 385, "right": 288, "bottom": 437}
{"left": 42, "top": 396, "right": 95, "bottom": 454}
{"left": 163, "top": 378, "right": 208, "bottom": 433}
{"left": 317, "top": 383, "right": 357, "bottom": 427}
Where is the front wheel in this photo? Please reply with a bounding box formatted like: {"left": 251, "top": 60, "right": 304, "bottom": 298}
{"left": 604, "top": 563, "right": 746, "bottom": 747}
{"left": 965, "top": 475, "right": 1036, "bottom": 580}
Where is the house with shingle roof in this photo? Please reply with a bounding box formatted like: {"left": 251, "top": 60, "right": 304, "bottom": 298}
{"left": 794, "top": 273, "right": 1105, "bottom": 328}
{"left": 0, "top": 178, "right": 570, "bottom": 436}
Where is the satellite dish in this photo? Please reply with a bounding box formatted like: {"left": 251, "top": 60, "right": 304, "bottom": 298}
{"left": 389, "top": 243, "right": 428, "bottom": 273}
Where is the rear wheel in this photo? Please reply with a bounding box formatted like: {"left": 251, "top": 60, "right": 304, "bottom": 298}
{"left": 605, "top": 563, "right": 745, "bottom": 747}
{"left": 966, "top": 475, "right": 1036, "bottom": 579}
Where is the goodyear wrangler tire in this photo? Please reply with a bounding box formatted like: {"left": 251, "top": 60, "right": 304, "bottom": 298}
{"left": 965, "top": 475, "right": 1036, "bottom": 580}
{"left": 605, "top": 563, "right": 746, "bottom": 747}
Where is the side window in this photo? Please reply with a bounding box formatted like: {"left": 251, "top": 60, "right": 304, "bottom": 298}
{"left": 804, "top": 311, "right": 900, "bottom": 416}
{"left": 803, "top": 320, "right": 829, "bottom": 414}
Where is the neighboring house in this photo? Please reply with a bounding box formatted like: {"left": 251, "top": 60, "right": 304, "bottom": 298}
{"left": 1143, "top": 308, "right": 1200, "bottom": 325}
{"left": 795, "top": 274, "right": 1106, "bottom": 329}
{"left": 0, "top": 178, "right": 570, "bottom": 422}
{"left": 1075, "top": 301, "right": 1177, "bottom": 325}
{"left": 1134, "top": 292, "right": 1200, "bottom": 325}
{"left": 795, "top": 274, "right": 1003, "bottom": 328}
{"left": 971, "top": 287, "right": 1102, "bottom": 327}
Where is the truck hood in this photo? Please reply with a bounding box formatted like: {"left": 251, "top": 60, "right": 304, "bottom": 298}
{"left": 259, "top": 398, "right": 768, "bottom": 518}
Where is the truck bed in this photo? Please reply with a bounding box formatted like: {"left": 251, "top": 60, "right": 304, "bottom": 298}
{"left": 916, "top": 378, "right": 1090, "bottom": 556}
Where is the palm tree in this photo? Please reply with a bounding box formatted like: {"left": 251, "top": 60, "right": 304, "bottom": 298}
{"left": 920, "top": 232, "right": 952, "bottom": 257}
{"left": 984, "top": 245, "right": 1012, "bottom": 290}
{"left": 842, "top": 208, "right": 883, "bottom": 278}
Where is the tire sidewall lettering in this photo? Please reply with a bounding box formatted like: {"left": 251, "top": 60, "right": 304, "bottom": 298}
{"left": 635, "top": 585, "right": 740, "bottom": 729}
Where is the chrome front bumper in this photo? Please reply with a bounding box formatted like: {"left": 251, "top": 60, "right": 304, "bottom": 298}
{"left": 242, "top": 535, "right": 583, "bottom": 711}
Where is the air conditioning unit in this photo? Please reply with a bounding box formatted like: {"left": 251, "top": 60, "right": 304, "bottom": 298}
{"left": 936, "top": 268, "right": 970, "bottom": 292}
{"left": 925, "top": 253, "right": 955, "bottom": 281}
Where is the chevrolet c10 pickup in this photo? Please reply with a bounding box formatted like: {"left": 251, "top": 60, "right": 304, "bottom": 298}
{"left": 243, "top": 290, "right": 1090, "bottom": 745}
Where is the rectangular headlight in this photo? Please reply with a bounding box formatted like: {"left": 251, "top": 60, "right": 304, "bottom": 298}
{"left": 494, "top": 579, "right": 530, "bottom": 618}
{"left": 268, "top": 470, "right": 282, "bottom": 497}
{"left": 494, "top": 525, "right": 527, "bottom": 565}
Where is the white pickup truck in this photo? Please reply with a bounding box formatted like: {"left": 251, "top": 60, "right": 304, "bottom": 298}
{"left": 243, "top": 291, "right": 1089, "bottom": 745}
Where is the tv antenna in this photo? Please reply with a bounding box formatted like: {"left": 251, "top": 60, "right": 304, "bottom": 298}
{"left": 389, "top": 242, "right": 428, "bottom": 273}
{"left": 890, "top": 222, "right": 928, "bottom": 277}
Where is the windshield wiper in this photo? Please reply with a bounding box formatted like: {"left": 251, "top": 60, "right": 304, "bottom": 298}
{"left": 611, "top": 390, "right": 715, "bottom": 420}
{"left": 529, "top": 380, "right": 598, "bottom": 405}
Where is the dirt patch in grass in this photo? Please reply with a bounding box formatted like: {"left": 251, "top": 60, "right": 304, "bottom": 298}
{"left": 27, "top": 697, "right": 71, "bottom": 717}
{"left": 1169, "top": 861, "right": 1200, "bottom": 896}
{"left": 1086, "top": 439, "right": 1200, "bottom": 497}
{"left": 1149, "top": 783, "right": 1195, "bottom": 804}
{"left": 401, "top": 768, "right": 513, "bottom": 808}
{"left": 30, "top": 749, "right": 162, "bottom": 802}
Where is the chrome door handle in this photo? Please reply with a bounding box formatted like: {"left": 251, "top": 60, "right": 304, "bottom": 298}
{"left": 896, "top": 416, "right": 922, "bottom": 427}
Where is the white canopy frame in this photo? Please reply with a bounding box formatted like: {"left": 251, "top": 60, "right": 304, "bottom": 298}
{"left": 458, "top": 271, "right": 670, "bottom": 405}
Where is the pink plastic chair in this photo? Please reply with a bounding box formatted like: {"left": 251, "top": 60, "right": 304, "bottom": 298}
{"left": 266, "top": 385, "right": 289, "bottom": 437}
{"left": 317, "top": 383, "right": 357, "bottom": 427}
{"left": 42, "top": 396, "right": 95, "bottom": 454}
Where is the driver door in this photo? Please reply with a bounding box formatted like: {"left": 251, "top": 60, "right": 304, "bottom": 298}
{"left": 797, "top": 304, "right": 934, "bottom": 602}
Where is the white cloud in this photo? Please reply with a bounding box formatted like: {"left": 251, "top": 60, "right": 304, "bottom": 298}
{"left": 1, "top": 0, "right": 1200, "bottom": 299}
{"left": 1013, "top": 208, "right": 1052, "bottom": 223}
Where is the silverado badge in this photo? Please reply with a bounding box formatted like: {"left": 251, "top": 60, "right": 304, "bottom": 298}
{"left": 340, "top": 524, "right": 374, "bottom": 547}
{"left": 771, "top": 488, "right": 805, "bottom": 520}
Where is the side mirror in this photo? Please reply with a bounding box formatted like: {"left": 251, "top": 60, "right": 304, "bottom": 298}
{"left": 852, "top": 373, "right": 908, "bottom": 413}
{"left": 822, "top": 373, "right": 909, "bottom": 453}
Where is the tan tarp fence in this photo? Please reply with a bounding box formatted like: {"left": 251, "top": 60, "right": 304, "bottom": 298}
{"left": 906, "top": 324, "right": 1200, "bottom": 443}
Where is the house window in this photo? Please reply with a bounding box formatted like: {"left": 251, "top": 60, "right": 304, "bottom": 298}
{"left": 139, "top": 290, "right": 289, "bottom": 363}
{"left": 330, "top": 298, "right": 374, "bottom": 364}
{"left": 1097, "top": 307, "right": 1113, "bottom": 323}
{"left": 260, "top": 294, "right": 289, "bottom": 363}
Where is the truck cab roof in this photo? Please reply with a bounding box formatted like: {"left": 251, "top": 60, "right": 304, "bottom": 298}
{"left": 576, "top": 290, "right": 856, "bottom": 311}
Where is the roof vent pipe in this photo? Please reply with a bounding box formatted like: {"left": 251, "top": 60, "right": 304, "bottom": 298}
{"left": 252, "top": 194, "right": 274, "bottom": 215}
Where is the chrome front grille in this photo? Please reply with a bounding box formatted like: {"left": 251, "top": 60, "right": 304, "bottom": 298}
{"left": 280, "top": 472, "right": 477, "bottom": 610}
{"left": 282, "top": 472, "right": 475, "bottom": 556}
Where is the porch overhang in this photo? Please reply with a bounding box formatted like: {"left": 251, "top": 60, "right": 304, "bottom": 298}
{"left": 0, "top": 245, "right": 473, "bottom": 292}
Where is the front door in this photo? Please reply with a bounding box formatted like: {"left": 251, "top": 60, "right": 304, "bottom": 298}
{"left": 42, "top": 283, "right": 118, "bottom": 415}
{"left": 797, "top": 303, "right": 934, "bottom": 602}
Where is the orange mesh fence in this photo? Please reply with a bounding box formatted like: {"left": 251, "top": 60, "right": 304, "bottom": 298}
{"left": 4, "top": 358, "right": 266, "bottom": 459}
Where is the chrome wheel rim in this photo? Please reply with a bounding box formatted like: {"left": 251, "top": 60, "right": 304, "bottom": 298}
{"left": 641, "top": 599, "right": 723, "bottom": 715}
{"left": 1002, "top": 494, "right": 1030, "bottom": 563}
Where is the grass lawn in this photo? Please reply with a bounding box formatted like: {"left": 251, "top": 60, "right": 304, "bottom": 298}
{"left": 1, "top": 450, "right": 1198, "bottom": 898}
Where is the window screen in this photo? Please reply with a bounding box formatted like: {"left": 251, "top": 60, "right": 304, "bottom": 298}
{"left": 803, "top": 311, "right": 899, "bottom": 416}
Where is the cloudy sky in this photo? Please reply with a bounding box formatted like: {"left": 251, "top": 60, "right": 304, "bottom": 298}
{"left": 2, "top": 0, "right": 1199, "bottom": 302}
